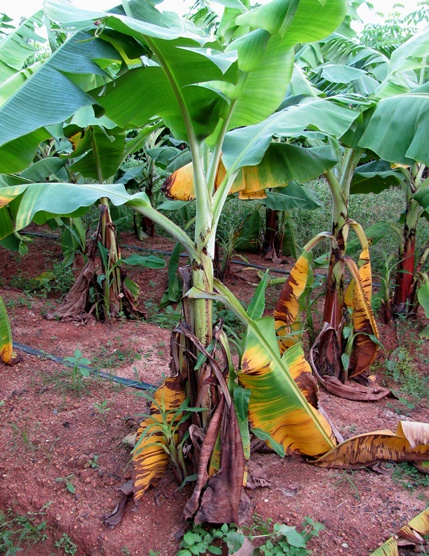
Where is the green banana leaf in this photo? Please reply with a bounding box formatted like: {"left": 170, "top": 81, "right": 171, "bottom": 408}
{"left": 0, "top": 182, "right": 197, "bottom": 259}
{"left": 359, "top": 93, "right": 429, "bottom": 166}
{"left": 0, "top": 31, "right": 120, "bottom": 148}
{"left": 68, "top": 127, "right": 126, "bottom": 182}
{"left": 264, "top": 181, "right": 323, "bottom": 211}
{"left": 0, "top": 10, "right": 46, "bottom": 85}
{"left": 350, "top": 160, "right": 404, "bottom": 194}
{"left": 222, "top": 96, "right": 358, "bottom": 173}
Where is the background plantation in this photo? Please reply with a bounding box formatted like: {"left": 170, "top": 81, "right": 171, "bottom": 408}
{"left": 1, "top": 0, "right": 429, "bottom": 555}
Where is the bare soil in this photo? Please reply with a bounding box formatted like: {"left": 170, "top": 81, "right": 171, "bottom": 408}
{"left": 0, "top": 230, "right": 428, "bottom": 556}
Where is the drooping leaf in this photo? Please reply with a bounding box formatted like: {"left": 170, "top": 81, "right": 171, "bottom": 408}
{"left": 314, "top": 421, "right": 429, "bottom": 468}
{"left": 133, "top": 376, "right": 186, "bottom": 500}
{"left": 264, "top": 182, "right": 323, "bottom": 211}
{"left": 359, "top": 93, "right": 429, "bottom": 166}
{"left": 343, "top": 255, "right": 379, "bottom": 378}
{"left": 164, "top": 144, "right": 336, "bottom": 201}
{"left": 350, "top": 160, "right": 404, "bottom": 195}
{"left": 370, "top": 536, "right": 399, "bottom": 556}
{"left": 238, "top": 318, "right": 336, "bottom": 457}
{"left": 274, "top": 249, "right": 312, "bottom": 352}
{"left": 192, "top": 401, "right": 245, "bottom": 525}
{"left": 346, "top": 222, "right": 392, "bottom": 255}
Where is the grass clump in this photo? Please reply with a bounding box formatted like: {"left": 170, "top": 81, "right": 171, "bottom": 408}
{"left": 0, "top": 504, "right": 50, "bottom": 555}
{"left": 385, "top": 347, "right": 428, "bottom": 401}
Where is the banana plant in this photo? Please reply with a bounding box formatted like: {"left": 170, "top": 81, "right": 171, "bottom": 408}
{"left": 359, "top": 92, "right": 429, "bottom": 319}
{"left": 0, "top": 0, "right": 356, "bottom": 522}
{"left": 277, "top": 27, "right": 429, "bottom": 396}
{"left": 356, "top": 25, "right": 429, "bottom": 319}
{"left": 2, "top": 0, "right": 429, "bottom": 527}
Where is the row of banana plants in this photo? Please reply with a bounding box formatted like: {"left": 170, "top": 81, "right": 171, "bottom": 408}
{"left": 1, "top": 0, "right": 429, "bottom": 525}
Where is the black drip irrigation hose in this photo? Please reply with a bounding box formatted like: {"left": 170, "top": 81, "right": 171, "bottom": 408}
{"left": 13, "top": 342, "right": 156, "bottom": 391}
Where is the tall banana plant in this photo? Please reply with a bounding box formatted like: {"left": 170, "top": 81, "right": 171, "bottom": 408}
{"left": 2, "top": 0, "right": 429, "bottom": 526}
{"left": 0, "top": 0, "right": 354, "bottom": 521}
{"left": 356, "top": 25, "right": 429, "bottom": 319}
{"left": 277, "top": 27, "right": 429, "bottom": 397}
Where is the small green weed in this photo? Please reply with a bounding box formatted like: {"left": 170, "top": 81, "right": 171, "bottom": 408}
{"left": 390, "top": 462, "right": 429, "bottom": 493}
{"left": 177, "top": 516, "right": 324, "bottom": 555}
{"left": 92, "top": 345, "right": 141, "bottom": 369}
{"left": 55, "top": 474, "right": 76, "bottom": 494}
{"left": 4, "top": 293, "right": 33, "bottom": 310}
{"left": 63, "top": 350, "right": 91, "bottom": 393}
{"left": 145, "top": 302, "right": 182, "bottom": 328}
{"left": 10, "top": 421, "right": 36, "bottom": 452}
{"left": 94, "top": 400, "right": 111, "bottom": 423}
{"left": 9, "top": 262, "right": 74, "bottom": 298}
{"left": 54, "top": 532, "right": 78, "bottom": 555}
{"left": 385, "top": 347, "right": 428, "bottom": 401}
{"left": 86, "top": 455, "right": 100, "bottom": 469}
{"left": 0, "top": 503, "right": 50, "bottom": 555}
{"left": 331, "top": 470, "right": 360, "bottom": 501}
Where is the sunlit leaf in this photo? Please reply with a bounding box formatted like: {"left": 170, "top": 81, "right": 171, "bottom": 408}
{"left": 314, "top": 421, "right": 429, "bottom": 468}
{"left": 239, "top": 318, "right": 336, "bottom": 457}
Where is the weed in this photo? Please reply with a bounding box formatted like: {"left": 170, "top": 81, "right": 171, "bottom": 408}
{"left": 177, "top": 516, "right": 324, "bottom": 555}
{"left": 0, "top": 503, "right": 50, "bottom": 555}
{"left": 86, "top": 455, "right": 100, "bottom": 469}
{"left": 121, "top": 547, "right": 131, "bottom": 555}
{"left": 94, "top": 400, "right": 111, "bottom": 423}
{"left": 54, "top": 532, "right": 78, "bottom": 555}
{"left": 55, "top": 474, "right": 76, "bottom": 494}
{"left": 145, "top": 302, "right": 182, "bottom": 328}
{"left": 9, "top": 262, "right": 74, "bottom": 298}
{"left": 63, "top": 349, "right": 91, "bottom": 393}
{"left": 331, "top": 470, "right": 360, "bottom": 502}
{"left": 4, "top": 293, "right": 33, "bottom": 310}
{"left": 92, "top": 345, "right": 141, "bottom": 369}
{"left": 10, "top": 421, "right": 36, "bottom": 452}
{"left": 390, "top": 462, "right": 429, "bottom": 493}
{"left": 385, "top": 347, "right": 428, "bottom": 401}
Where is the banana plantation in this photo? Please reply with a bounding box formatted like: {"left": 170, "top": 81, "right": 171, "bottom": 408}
{"left": 1, "top": 0, "right": 429, "bottom": 554}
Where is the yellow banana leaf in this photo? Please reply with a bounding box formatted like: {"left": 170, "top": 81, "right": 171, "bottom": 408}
{"left": 0, "top": 295, "right": 14, "bottom": 365}
{"left": 274, "top": 250, "right": 312, "bottom": 352}
{"left": 163, "top": 163, "right": 196, "bottom": 201}
{"left": 370, "top": 537, "right": 399, "bottom": 556}
{"left": 314, "top": 421, "right": 429, "bottom": 468}
{"left": 133, "top": 376, "right": 186, "bottom": 500}
{"left": 370, "top": 507, "right": 429, "bottom": 555}
{"left": 162, "top": 159, "right": 288, "bottom": 201}
{"left": 238, "top": 317, "right": 336, "bottom": 457}
{"left": 344, "top": 255, "right": 379, "bottom": 378}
